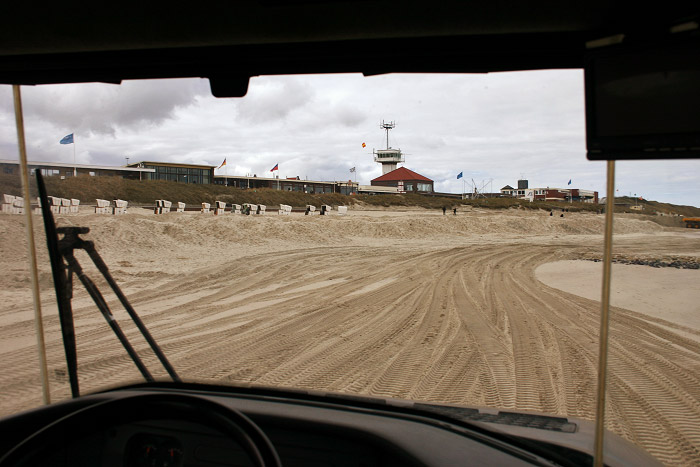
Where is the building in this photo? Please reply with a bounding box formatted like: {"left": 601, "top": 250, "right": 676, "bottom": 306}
{"left": 1, "top": 159, "right": 154, "bottom": 179}
{"left": 370, "top": 167, "right": 434, "bottom": 193}
{"left": 501, "top": 180, "right": 598, "bottom": 203}
{"left": 128, "top": 161, "right": 215, "bottom": 184}
{"left": 500, "top": 185, "right": 515, "bottom": 195}
{"left": 214, "top": 174, "right": 359, "bottom": 194}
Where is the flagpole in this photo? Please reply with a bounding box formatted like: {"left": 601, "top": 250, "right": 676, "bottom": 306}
{"left": 13, "top": 85, "right": 51, "bottom": 405}
{"left": 73, "top": 134, "right": 77, "bottom": 177}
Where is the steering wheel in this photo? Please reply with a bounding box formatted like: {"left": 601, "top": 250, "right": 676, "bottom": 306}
{"left": 0, "top": 392, "right": 281, "bottom": 467}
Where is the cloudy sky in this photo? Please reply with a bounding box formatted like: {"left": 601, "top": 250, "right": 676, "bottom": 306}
{"left": 0, "top": 71, "right": 697, "bottom": 206}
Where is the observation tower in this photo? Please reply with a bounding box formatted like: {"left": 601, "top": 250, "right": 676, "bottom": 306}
{"left": 374, "top": 120, "right": 405, "bottom": 175}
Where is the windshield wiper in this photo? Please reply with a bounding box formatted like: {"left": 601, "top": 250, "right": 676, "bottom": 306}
{"left": 35, "top": 171, "right": 180, "bottom": 397}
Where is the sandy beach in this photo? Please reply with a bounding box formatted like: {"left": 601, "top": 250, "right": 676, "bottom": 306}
{"left": 1, "top": 206, "right": 699, "bottom": 464}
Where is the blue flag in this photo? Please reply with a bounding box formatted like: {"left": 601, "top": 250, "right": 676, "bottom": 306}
{"left": 568, "top": 179, "right": 571, "bottom": 185}
{"left": 60, "top": 134, "right": 74, "bottom": 145}
{"left": 457, "top": 172, "right": 463, "bottom": 179}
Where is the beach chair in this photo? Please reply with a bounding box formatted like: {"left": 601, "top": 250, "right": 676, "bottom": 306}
{"left": 11, "top": 196, "right": 24, "bottom": 214}
{"left": 60, "top": 198, "right": 71, "bottom": 214}
{"left": 113, "top": 199, "right": 128, "bottom": 215}
{"left": 1, "top": 194, "right": 15, "bottom": 214}
{"left": 215, "top": 201, "right": 226, "bottom": 215}
{"left": 95, "top": 199, "right": 111, "bottom": 214}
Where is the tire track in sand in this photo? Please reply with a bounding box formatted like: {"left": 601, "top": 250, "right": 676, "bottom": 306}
{"left": 1, "top": 242, "right": 699, "bottom": 464}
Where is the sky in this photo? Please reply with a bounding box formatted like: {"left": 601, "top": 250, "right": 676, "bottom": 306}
{"left": 0, "top": 71, "right": 697, "bottom": 207}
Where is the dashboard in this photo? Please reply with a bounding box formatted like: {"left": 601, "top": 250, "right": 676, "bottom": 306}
{"left": 0, "top": 383, "right": 659, "bottom": 466}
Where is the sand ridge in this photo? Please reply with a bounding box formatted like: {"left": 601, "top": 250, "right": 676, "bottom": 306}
{"left": 0, "top": 208, "right": 698, "bottom": 464}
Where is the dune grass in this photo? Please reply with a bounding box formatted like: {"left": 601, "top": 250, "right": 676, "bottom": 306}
{"left": 1, "top": 173, "right": 698, "bottom": 218}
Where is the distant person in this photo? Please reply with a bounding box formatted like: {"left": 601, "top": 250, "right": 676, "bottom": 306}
{"left": 453, "top": 208, "right": 457, "bottom": 215}
{"left": 560, "top": 213, "right": 564, "bottom": 217}
{"left": 550, "top": 211, "right": 553, "bottom": 216}
{"left": 442, "top": 206, "right": 446, "bottom": 215}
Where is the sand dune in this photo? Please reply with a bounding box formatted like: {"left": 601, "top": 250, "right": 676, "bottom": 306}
{"left": 0, "top": 207, "right": 699, "bottom": 464}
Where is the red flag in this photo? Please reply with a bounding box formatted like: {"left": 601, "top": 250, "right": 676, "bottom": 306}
{"left": 362, "top": 142, "right": 366, "bottom": 148}
{"left": 217, "top": 158, "right": 226, "bottom": 169}
{"left": 271, "top": 163, "right": 279, "bottom": 171}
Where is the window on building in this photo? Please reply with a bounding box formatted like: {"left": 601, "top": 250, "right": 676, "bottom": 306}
{"left": 417, "top": 183, "right": 431, "bottom": 192}
{"left": 405, "top": 183, "right": 413, "bottom": 191}
{"left": 3, "top": 166, "right": 13, "bottom": 174}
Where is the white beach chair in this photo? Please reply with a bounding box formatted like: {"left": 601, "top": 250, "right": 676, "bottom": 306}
{"left": 1, "top": 194, "right": 15, "bottom": 214}
{"left": 113, "top": 199, "right": 128, "bottom": 215}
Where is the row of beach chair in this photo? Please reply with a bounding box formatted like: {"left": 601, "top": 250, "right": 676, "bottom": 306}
{"left": 95, "top": 199, "right": 128, "bottom": 215}
{"left": 153, "top": 200, "right": 347, "bottom": 216}
{"left": 2, "top": 194, "right": 348, "bottom": 217}
{"left": 2, "top": 194, "right": 81, "bottom": 215}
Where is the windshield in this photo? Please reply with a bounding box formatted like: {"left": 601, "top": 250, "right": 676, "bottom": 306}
{"left": 1, "top": 72, "right": 699, "bottom": 465}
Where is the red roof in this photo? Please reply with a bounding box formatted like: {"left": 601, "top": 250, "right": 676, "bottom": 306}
{"left": 371, "top": 167, "right": 432, "bottom": 182}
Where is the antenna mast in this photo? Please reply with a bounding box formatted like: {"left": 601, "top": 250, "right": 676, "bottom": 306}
{"left": 380, "top": 120, "right": 395, "bottom": 149}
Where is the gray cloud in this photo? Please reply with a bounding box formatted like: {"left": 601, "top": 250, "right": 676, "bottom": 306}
{"left": 0, "top": 72, "right": 697, "bottom": 207}
{"left": 18, "top": 79, "right": 208, "bottom": 137}
{"left": 235, "top": 77, "right": 314, "bottom": 124}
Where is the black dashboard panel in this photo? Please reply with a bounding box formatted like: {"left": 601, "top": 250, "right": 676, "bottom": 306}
{"left": 0, "top": 386, "right": 550, "bottom": 466}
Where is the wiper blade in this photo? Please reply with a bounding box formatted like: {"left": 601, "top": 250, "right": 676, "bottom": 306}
{"left": 35, "top": 172, "right": 180, "bottom": 397}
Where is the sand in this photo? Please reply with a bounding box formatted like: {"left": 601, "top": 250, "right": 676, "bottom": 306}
{"left": 537, "top": 260, "right": 700, "bottom": 333}
{"left": 0, "top": 206, "right": 699, "bottom": 465}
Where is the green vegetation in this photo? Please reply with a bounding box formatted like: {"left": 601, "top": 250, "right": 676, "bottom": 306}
{"left": 1, "top": 174, "right": 698, "bottom": 218}
{"left": 613, "top": 196, "right": 700, "bottom": 217}
{"left": 356, "top": 193, "right": 602, "bottom": 212}
{"left": 0, "top": 174, "right": 353, "bottom": 208}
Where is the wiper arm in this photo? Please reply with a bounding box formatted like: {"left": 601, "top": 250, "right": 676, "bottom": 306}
{"left": 35, "top": 172, "right": 180, "bottom": 397}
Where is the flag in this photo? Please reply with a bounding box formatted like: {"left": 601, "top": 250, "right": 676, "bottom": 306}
{"left": 568, "top": 179, "right": 572, "bottom": 185}
{"left": 457, "top": 172, "right": 463, "bottom": 179}
{"left": 362, "top": 142, "right": 366, "bottom": 148}
{"left": 60, "top": 134, "right": 74, "bottom": 144}
{"left": 217, "top": 158, "right": 226, "bottom": 169}
{"left": 270, "top": 163, "right": 279, "bottom": 171}
{"left": 349, "top": 167, "right": 356, "bottom": 173}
